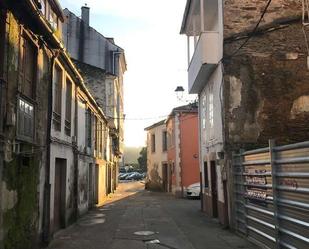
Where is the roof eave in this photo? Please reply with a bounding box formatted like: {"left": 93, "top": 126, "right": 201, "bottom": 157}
{"left": 180, "top": 0, "right": 192, "bottom": 34}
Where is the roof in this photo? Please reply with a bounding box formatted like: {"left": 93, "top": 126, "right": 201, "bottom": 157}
{"left": 166, "top": 102, "right": 198, "bottom": 122}
{"left": 144, "top": 119, "right": 166, "bottom": 131}
{"left": 63, "top": 8, "right": 127, "bottom": 71}
{"left": 180, "top": 0, "right": 192, "bottom": 34}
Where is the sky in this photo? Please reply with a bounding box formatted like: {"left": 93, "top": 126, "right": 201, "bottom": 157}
{"left": 59, "top": 0, "right": 195, "bottom": 147}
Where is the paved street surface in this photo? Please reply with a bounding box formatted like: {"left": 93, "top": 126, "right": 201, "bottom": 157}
{"left": 48, "top": 182, "right": 258, "bottom": 249}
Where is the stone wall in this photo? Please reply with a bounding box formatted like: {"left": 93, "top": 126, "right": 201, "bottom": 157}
{"left": 1, "top": 11, "right": 49, "bottom": 249}
{"left": 73, "top": 60, "right": 107, "bottom": 112}
{"left": 224, "top": 0, "right": 301, "bottom": 37}
{"left": 224, "top": 21, "right": 309, "bottom": 149}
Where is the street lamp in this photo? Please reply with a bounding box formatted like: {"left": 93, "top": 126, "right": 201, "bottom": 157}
{"left": 175, "top": 86, "right": 185, "bottom": 101}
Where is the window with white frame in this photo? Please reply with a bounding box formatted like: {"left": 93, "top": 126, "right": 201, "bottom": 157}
{"left": 208, "top": 83, "right": 214, "bottom": 139}
{"left": 17, "top": 98, "right": 34, "bottom": 140}
{"left": 209, "top": 86, "right": 214, "bottom": 128}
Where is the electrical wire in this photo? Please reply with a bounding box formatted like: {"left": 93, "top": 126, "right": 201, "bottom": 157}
{"left": 225, "top": 0, "right": 273, "bottom": 60}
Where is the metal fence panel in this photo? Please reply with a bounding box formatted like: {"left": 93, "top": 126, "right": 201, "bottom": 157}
{"left": 233, "top": 140, "right": 309, "bottom": 249}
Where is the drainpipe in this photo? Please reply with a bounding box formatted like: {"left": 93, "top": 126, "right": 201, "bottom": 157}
{"left": 73, "top": 85, "right": 79, "bottom": 219}
{"left": 42, "top": 50, "right": 59, "bottom": 243}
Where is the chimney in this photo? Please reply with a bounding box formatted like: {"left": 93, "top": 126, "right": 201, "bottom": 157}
{"left": 81, "top": 5, "right": 90, "bottom": 26}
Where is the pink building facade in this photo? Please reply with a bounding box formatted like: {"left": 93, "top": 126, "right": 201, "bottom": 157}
{"left": 166, "top": 104, "right": 200, "bottom": 197}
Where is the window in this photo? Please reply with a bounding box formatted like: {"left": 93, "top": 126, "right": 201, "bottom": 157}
{"left": 85, "top": 108, "right": 92, "bottom": 148}
{"left": 204, "top": 162, "right": 209, "bottom": 188}
{"left": 65, "top": 78, "right": 72, "bottom": 136}
{"left": 151, "top": 134, "right": 156, "bottom": 153}
{"left": 162, "top": 131, "right": 167, "bottom": 152}
{"left": 19, "top": 36, "right": 36, "bottom": 99}
{"left": 208, "top": 87, "right": 214, "bottom": 129}
{"left": 94, "top": 116, "right": 98, "bottom": 153}
{"left": 53, "top": 65, "right": 62, "bottom": 131}
{"left": 17, "top": 98, "right": 34, "bottom": 140}
{"left": 39, "top": 0, "right": 46, "bottom": 16}
{"left": 99, "top": 121, "right": 103, "bottom": 157}
{"left": 49, "top": 9, "right": 58, "bottom": 30}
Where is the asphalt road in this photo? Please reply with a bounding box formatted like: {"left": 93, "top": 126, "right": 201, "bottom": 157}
{"left": 48, "top": 181, "right": 259, "bottom": 249}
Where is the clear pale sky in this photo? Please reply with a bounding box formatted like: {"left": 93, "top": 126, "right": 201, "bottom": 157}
{"left": 60, "top": 0, "right": 195, "bottom": 147}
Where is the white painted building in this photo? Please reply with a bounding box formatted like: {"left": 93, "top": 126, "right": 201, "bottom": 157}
{"left": 180, "top": 0, "right": 227, "bottom": 225}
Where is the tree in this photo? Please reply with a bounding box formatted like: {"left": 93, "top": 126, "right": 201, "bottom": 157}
{"left": 137, "top": 147, "right": 147, "bottom": 172}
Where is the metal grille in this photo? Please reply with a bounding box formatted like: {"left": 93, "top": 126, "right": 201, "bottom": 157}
{"left": 233, "top": 140, "right": 309, "bottom": 249}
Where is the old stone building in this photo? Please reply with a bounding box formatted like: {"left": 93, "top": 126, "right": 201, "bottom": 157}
{"left": 180, "top": 0, "right": 309, "bottom": 230}
{"left": 0, "top": 1, "right": 122, "bottom": 248}
{"left": 0, "top": 0, "right": 65, "bottom": 247}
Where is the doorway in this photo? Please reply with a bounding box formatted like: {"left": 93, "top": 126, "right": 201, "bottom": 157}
{"left": 54, "top": 158, "right": 66, "bottom": 232}
{"left": 88, "top": 163, "right": 93, "bottom": 208}
{"left": 94, "top": 164, "right": 99, "bottom": 204}
{"left": 162, "top": 163, "right": 168, "bottom": 192}
{"left": 210, "top": 160, "right": 218, "bottom": 218}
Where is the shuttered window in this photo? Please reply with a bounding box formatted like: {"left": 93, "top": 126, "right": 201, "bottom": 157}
{"left": 53, "top": 65, "right": 62, "bottom": 131}
{"left": 65, "top": 78, "right": 72, "bottom": 136}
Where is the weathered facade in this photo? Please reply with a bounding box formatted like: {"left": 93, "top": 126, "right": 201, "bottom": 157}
{"left": 145, "top": 120, "right": 168, "bottom": 191}
{"left": 0, "top": 0, "right": 122, "bottom": 248}
{"left": 180, "top": 0, "right": 309, "bottom": 228}
{"left": 62, "top": 7, "right": 126, "bottom": 190}
{"left": 0, "top": 0, "right": 65, "bottom": 247}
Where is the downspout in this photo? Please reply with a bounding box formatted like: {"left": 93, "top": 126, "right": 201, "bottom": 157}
{"left": 73, "top": 85, "right": 79, "bottom": 219}
{"left": 42, "top": 51, "right": 58, "bottom": 243}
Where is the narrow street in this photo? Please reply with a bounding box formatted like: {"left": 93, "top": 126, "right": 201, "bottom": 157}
{"left": 48, "top": 182, "right": 258, "bottom": 249}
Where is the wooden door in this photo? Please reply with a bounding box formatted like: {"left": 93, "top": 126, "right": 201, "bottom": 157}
{"left": 210, "top": 161, "right": 218, "bottom": 218}
{"left": 162, "top": 164, "right": 168, "bottom": 192}
{"left": 54, "top": 158, "right": 66, "bottom": 232}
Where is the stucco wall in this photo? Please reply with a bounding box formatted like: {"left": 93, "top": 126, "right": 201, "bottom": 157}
{"left": 179, "top": 113, "right": 200, "bottom": 189}
{"left": 50, "top": 144, "right": 75, "bottom": 229}
{"left": 146, "top": 123, "right": 167, "bottom": 191}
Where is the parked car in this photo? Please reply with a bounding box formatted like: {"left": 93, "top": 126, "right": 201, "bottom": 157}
{"left": 119, "top": 173, "right": 130, "bottom": 180}
{"left": 186, "top": 182, "right": 201, "bottom": 198}
{"left": 125, "top": 172, "right": 143, "bottom": 181}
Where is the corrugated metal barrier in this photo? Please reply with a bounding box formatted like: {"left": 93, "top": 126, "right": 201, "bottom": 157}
{"left": 233, "top": 140, "right": 309, "bottom": 249}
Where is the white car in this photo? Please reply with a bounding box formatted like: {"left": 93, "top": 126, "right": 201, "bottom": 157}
{"left": 186, "top": 182, "right": 201, "bottom": 198}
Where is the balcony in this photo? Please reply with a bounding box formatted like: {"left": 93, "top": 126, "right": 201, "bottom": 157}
{"left": 188, "top": 32, "right": 222, "bottom": 94}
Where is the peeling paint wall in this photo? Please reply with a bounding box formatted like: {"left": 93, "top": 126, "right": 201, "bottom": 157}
{"left": 224, "top": 22, "right": 309, "bottom": 148}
